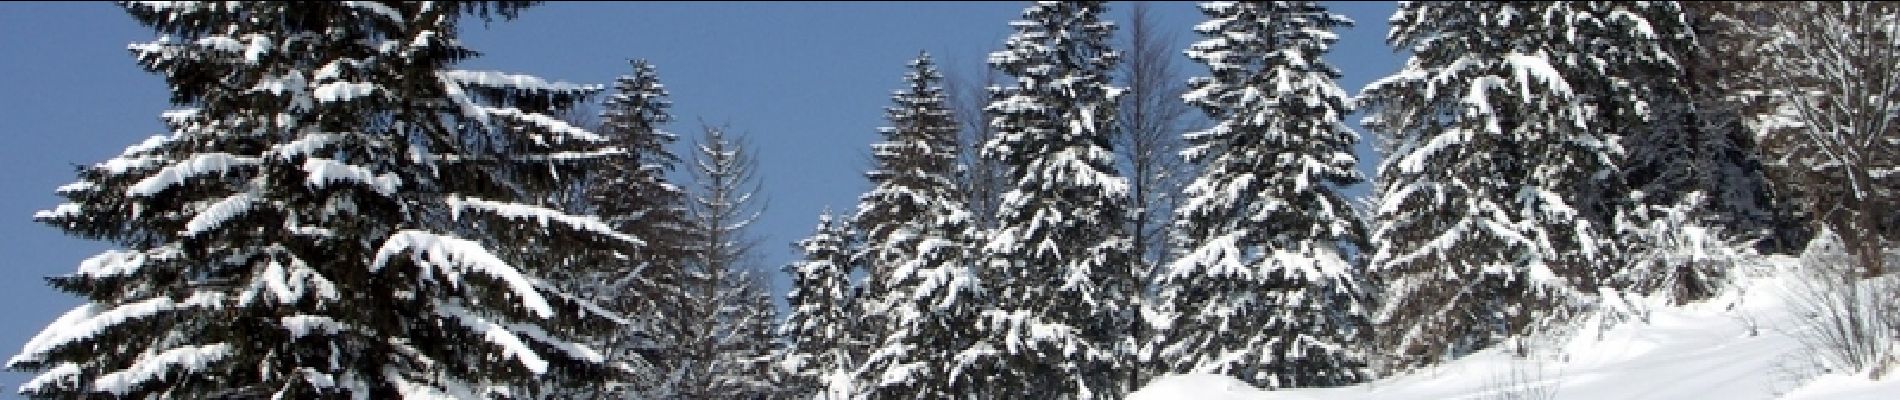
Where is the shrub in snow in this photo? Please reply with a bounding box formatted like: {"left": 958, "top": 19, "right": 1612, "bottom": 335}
{"left": 1615, "top": 191, "right": 1761, "bottom": 306}
{"left": 1783, "top": 228, "right": 1900, "bottom": 379}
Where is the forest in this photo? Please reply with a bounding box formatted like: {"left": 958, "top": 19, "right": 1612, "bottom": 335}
{"left": 5, "top": 1, "right": 1898, "bottom": 399}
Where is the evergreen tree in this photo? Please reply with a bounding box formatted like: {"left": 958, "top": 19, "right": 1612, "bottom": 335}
{"left": 780, "top": 211, "right": 857, "bottom": 399}
{"left": 968, "top": 2, "right": 1137, "bottom": 398}
{"left": 1677, "top": 2, "right": 1815, "bottom": 253}
{"left": 13, "top": 2, "right": 631, "bottom": 398}
{"left": 582, "top": 59, "right": 695, "bottom": 396}
{"left": 850, "top": 53, "right": 984, "bottom": 400}
{"left": 712, "top": 270, "right": 790, "bottom": 400}
{"left": 1154, "top": 1, "right": 1368, "bottom": 389}
{"left": 1360, "top": 1, "right": 1687, "bottom": 370}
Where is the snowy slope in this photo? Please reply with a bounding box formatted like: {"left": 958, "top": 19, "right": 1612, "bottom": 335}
{"left": 1132, "top": 255, "right": 1900, "bottom": 400}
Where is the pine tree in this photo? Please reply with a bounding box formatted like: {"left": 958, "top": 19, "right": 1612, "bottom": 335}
{"left": 1360, "top": 1, "right": 1688, "bottom": 370}
{"left": 780, "top": 211, "right": 856, "bottom": 399}
{"left": 13, "top": 2, "right": 631, "bottom": 398}
{"left": 1610, "top": 4, "right": 1784, "bottom": 302}
{"left": 968, "top": 2, "right": 1137, "bottom": 398}
{"left": 582, "top": 59, "right": 695, "bottom": 396}
{"left": 712, "top": 270, "right": 790, "bottom": 400}
{"left": 1154, "top": 1, "right": 1368, "bottom": 389}
{"left": 850, "top": 53, "right": 984, "bottom": 400}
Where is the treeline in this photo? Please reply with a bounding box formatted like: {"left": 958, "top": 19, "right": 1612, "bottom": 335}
{"left": 10, "top": 1, "right": 1896, "bottom": 399}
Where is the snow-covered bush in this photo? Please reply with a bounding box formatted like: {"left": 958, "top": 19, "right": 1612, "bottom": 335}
{"left": 1782, "top": 228, "right": 1900, "bottom": 379}
{"left": 1616, "top": 191, "right": 1761, "bottom": 306}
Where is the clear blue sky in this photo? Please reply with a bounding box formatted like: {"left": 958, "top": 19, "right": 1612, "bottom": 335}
{"left": 0, "top": 1, "right": 1401, "bottom": 393}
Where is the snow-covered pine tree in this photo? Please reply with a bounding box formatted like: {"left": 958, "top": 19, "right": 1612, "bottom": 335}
{"left": 1360, "top": 1, "right": 1688, "bottom": 370}
{"left": 13, "top": 2, "right": 632, "bottom": 398}
{"left": 849, "top": 52, "right": 984, "bottom": 400}
{"left": 674, "top": 124, "right": 779, "bottom": 399}
{"left": 781, "top": 211, "right": 856, "bottom": 399}
{"left": 968, "top": 2, "right": 1138, "bottom": 398}
{"left": 1678, "top": 2, "right": 1815, "bottom": 253}
{"left": 712, "top": 270, "right": 790, "bottom": 400}
{"left": 581, "top": 59, "right": 695, "bottom": 396}
{"left": 1609, "top": 4, "right": 1784, "bottom": 302}
{"left": 1622, "top": 4, "right": 1779, "bottom": 239}
{"left": 1153, "top": 1, "right": 1368, "bottom": 389}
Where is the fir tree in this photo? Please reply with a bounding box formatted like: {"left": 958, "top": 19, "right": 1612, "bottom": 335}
{"left": 968, "top": 2, "right": 1137, "bottom": 398}
{"left": 781, "top": 211, "right": 857, "bottom": 399}
{"left": 1153, "top": 1, "right": 1368, "bottom": 389}
{"left": 1360, "top": 1, "right": 1688, "bottom": 370}
{"left": 850, "top": 53, "right": 984, "bottom": 400}
{"left": 14, "top": 2, "right": 630, "bottom": 398}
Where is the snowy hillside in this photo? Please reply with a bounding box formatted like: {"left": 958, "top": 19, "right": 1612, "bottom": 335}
{"left": 1132, "top": 255, "right": 1900, "bottom": 400}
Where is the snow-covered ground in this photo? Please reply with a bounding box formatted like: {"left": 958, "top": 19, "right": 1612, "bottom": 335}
{"left": 1131, "top": 255, "right": 1900, "bottom": 400}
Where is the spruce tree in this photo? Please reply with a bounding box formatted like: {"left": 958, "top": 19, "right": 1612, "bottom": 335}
{"left": 969, "top": 2, "right": 1137, "bottom": 398}
{"left": 14, "top": 2, "right": 629, "bottom": 398}
{"left": 1154, "top": 1, "right": 1368, "bottom": 389}
{"left": 582, "top": 59, "right": 695, "bottom": 396}
{"left": 1360, "top": 1, "right": 1687, "bottom": 370}
{"left": 850, "top": 53, "right": 984, "bottom": 400}
{"left": 781, "top": 211, "right": 856, "bottom": 399}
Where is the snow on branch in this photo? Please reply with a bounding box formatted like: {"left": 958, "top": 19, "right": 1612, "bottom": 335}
{"left": 182, "top": 192, "right": 258, "bottom": 237}
{"left": 371, "top": 230, "right": 554, "bottom": 318}
{"left": 444, "top": 196, "right": 641, "bottom": 246}
{"left": 8, "top": 292, "right": 227, "bottom": 366}
{"left": 92, "top": 343, "right": 233, "bottom": 396}
{"left": 441, "top": 70, "right": 598, "bottom": 94}
{"left": 433, "top": 303, "right": 551, "bottom": 375}
{"left": 127, "top": 153, "right": 260, "bottom": 197}
{"left": 302, "top": 158, "right": 401, "bottom": 195}
{"left": 17, "top": 362, "right": 81, "bottom": 394}
{"left": 483, "top": 106, "right": 607, "bottom": 144}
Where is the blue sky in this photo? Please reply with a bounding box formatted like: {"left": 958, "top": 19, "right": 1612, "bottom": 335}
{"left": 0, "top": 1, "right": 1401, "bottom": 393}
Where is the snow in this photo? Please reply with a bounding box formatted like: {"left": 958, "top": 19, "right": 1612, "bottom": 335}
{"left": 9, "top": 292, "right": 226, "bottom": 366}
{"left": 282, "top": 315, "right": 344, "bottom": 338}
{"left": 74, "top": 249, "right": 160, "bottom": 278}
{"left": 445, "top": 196, "right": 639, "bottom": 245}
{"left": 1130, "top": 373, "right": 1275, "bottom": 400}
{"left": 127, "top": 153, "right": 260, "bottom": 196}
{"left": 441, "top": 70, "right": 597, "bottom": 94}
{"left": 1130, "top": 257, "right": 1900, "bottom": 400}
{"left": 17, "top": 362, "right": 81, "bottom": 393}
{"left": 93, "top": 343, "right": 233, "bottom": 396}
{"left": 313, "top": 82, "right": 379, "bottom": 103}
{"left": 433, "top": 303, "right": 551, "bottom": 375}
{"left": 182, "top": 192, "right": 256, "bottom": 236}
{"left": 303, "top": 158, "right": 401, "bottom": 195}
{"left": 371, "top": 230, "right": 554, "bottom": 318}
{"left": 34, "top": 203, "right": 83, "bottom": 221}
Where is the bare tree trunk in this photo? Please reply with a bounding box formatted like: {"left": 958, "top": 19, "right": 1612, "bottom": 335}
{"left": 1117, "top": 1, "right": 1192, "bottom": 391}
{"left": 1118, "top": 1, "right": 1191, "bottom": 266}
{"left": 947, "top": 58, "right": 1006, "bottom": 231}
